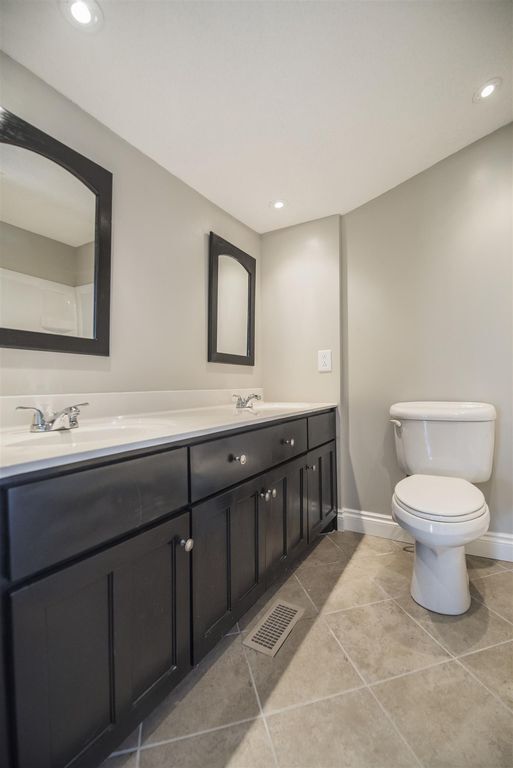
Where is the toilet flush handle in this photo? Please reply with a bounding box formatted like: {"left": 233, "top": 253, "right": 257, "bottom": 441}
{"left": 389, "top": 419, "right": 402, "bottom": 429}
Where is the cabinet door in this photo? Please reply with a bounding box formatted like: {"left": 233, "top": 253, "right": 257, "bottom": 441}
{"left": 264, "top": 456, "right": 308, "bottom": 584}
{"left": 306, "top": 440, "right": 338, "bottom": 540}
{"left": 10, "top": 513, "right": 191, "bottom": 768}
{"left": 192, "top": 477, "right": 266, "bottom": 662}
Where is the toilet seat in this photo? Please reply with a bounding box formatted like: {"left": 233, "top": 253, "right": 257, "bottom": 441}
{"left": 394, "top": 474, "right": 486, "bottom": 523}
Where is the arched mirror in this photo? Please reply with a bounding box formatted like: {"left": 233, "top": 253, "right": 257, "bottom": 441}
{"left": 208, "top": 232, "right": 255, "bottom": 365}
{"left": 0, "top": 109, "right": 112, "bottom": 355}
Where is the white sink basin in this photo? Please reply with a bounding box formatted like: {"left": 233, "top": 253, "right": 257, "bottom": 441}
{"left": 3, "top": 421, "right": 170, "bottom": 450}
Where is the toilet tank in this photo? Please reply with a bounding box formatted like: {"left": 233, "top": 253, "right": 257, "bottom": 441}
{"left": 389, "top": 402, "right": 496, "bottom": 483}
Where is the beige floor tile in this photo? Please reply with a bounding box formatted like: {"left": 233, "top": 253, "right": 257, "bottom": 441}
{"left": 296, "top": 559, "right": 387, "bottom": 612}
{"left": 102, "top": 754, "right": 138, "bottom": 768}
{"left": 460, "top": 640, "right": 513, "bottom": 709}
{"left": 267, "top": 688, "right": 417, "bottom": 767}
{"left": 109, "top": 727, "right": 140, "bottom": 755}
{"left": 470, "top": 571, "right": 513, "bottom": 623}
{"left": 328, "top": 531, "right": 401, "bottom": 557}
{"left": 498, "top": 560, "right": 513, "bottom": 571}
{"left": 139, "top": 720, "right": 273, "bottom": 768}
{"left": 299, "top": 535, "right": 348, "bottom": 566}
{"left": 373, "top": 661, "right": 513, "bottom": 767}
{"left": 466, "top": 554, "right": 506, "bottom": 578}
{"left": 396, "top": 593, "right": 513, "bottom": 656}
{"left": 244, "top": 617, "right": 362, "bottom": 712}
{"left": 365, "top": 548, "right": 415, "bottom": 597}
{"left": 326, "top": 600, "right": 449, "bottom": 683}
{"left": 239, "top": 573, "right": 317, "bottom": 631}
{"left": 142, "top": 636, "right": 259, "bottom": 744}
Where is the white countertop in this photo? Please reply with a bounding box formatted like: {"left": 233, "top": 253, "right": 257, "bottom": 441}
{"left": 0, "top": 401, "right": 336, "bottom": 479}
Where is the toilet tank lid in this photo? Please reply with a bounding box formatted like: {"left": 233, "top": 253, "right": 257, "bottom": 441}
{"left": 390, "top": 402, "right": 496, "bottom": 422}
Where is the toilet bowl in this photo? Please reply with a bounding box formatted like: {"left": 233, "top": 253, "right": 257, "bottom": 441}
{"left": 392, "top": 474, "right": 489, "bottom": 614}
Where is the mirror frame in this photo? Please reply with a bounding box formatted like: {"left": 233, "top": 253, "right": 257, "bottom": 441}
{"left": 208, "top": 231, "right": 256, "bottom": 366}
{"left": 0, "top": 109, "right": 112, "bottom": 356}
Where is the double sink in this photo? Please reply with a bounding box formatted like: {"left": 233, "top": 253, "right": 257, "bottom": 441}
{"left": 0, "top": 401, "right": 334, "bottom": 477}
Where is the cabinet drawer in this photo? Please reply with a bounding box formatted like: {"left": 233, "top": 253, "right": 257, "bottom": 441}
{"left": 190, "top": 419, "right": 307, "bottom": 502}
{"left": 308, "top": 410, "right": 336, "bottom": 449}
{"left": 7, "top": 447, "right": 188, "bottom": 581}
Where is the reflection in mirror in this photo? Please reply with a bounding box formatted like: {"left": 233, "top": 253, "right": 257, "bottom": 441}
{"left": 217, "top": 254, "right": 249, "bottom": 356}
{"left": 0, "top": 144, "right": 96, "bottom": 338}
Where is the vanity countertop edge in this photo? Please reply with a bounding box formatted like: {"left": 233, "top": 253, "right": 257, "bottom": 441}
{"left": 0, "top": 402, "right": 337, "bottom": 483}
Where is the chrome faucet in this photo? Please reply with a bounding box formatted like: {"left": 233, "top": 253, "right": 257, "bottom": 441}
{"left": 16, "top": 403, "right": 89, "bottom": 432}
{"left": 232, "top": 393, "right": 262, "bottom": 410}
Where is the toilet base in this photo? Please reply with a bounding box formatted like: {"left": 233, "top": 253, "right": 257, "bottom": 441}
{"left": 411, "top": 541, "right": 471, "bottom": 615}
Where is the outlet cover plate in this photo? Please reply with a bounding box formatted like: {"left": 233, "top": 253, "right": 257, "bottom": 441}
{"left": 318, "top": 349, "right": 332, "bottom": 373}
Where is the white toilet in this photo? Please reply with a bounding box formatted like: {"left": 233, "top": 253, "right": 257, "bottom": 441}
{"left": 389, "top": 401, "right": 496, "bottom": 615}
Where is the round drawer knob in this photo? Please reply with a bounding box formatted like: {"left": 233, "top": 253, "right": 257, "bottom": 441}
{"left": 271, "top": 488, "right": 277, "bottom": 499}
{"left": 234, "top": 454, "right": 247, "bottom": 465}
{"left": 260, "top": 489, "right": 271, "bottom": 502}
{"left": 180, "top": 538, "right": 194, "bottom": 552}
{"left": 306, "top": 464, "right": 317, "bottom": 472}
{"left": 283, "top": 438, "right": 295, "bottom": 447}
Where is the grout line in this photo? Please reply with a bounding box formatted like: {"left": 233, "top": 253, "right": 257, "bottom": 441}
{"left": 262, "top": 684, "right": 367, "bottom": 717}
{"left": 452, "top": 656, "right": 513, "bottom": 715}
{"left": 324, "top": 531, "right": 403, "bottom": 557}
{"left": 292, "top": 574, "right": 425, "bottom": 767}
{"left": 467, "top": 591, "right": 513, "bottom": 627}
{"left": 367, "top": 658, "right": 453, "bottom": 687}
{"left": 456, "top": 637, "right": 513, "bottom": 658}
{"left": 241, "top": 643, "right": 280, "bottom": 768}
{"left": 321, "top": 596, "right": 394, "bottom": 615}
{"left": 135, "top": 722, "right": 142, "bottom": 768}
{"left": 390, "top": 597, "right": 513, "bottom": 716}
{"left": 140, "top": 715, "right": 263, "bottom": 751}
{"left": 469, "top": 569, "right": 513, "bottom": 581}
{"left": 473, "top": 597, "right": 513, "bottom": 627}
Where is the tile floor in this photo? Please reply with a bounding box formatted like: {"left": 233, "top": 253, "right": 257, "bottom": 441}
{"left": 104, "top": 532, "right": 513, "bottom": 768}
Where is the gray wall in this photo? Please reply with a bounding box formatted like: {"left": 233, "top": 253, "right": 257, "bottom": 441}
{"left": 340, "top": 124, "right": 513, "bottom": 534}
{"left": 261, "top": 216, "right": 340, "bottom": 403}
{"left": 75, "top": 241, "right": 94, "bottom": 285}
{"left": 0, "top": 220, "right": 80, "bottom": 285}
{"left": 0, "top": 53, "right": 262, "bottom": 395}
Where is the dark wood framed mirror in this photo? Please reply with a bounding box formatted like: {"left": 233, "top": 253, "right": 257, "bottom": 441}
{"left": 0, "top": 109, "right": 112, "bottom": 356}
{"left": 208, "top": 232, "right": 256, "bottom": 366}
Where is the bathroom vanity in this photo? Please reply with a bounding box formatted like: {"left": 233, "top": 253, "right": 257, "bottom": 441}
{"left": 0, "top": 403, "right": 337, "bottom": 768}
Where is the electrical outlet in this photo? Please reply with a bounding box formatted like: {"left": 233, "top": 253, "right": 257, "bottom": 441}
{"left": 318, "top": 349, "right": 332, "bottom": 373}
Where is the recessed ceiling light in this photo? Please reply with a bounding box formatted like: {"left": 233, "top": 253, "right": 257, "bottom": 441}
{"left": 60, "top": 0, "right": 103, "bottom": 30}
{"left": 473, "top": 78, "right": 502, "bottom": 102}
{"left": 271, "top": 200, "right": 285, "bottom": 209}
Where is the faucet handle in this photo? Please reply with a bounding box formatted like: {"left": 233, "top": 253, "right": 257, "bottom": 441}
{"left": 16, "top": 406, "right": 46, "bottom": 431}
{"left": 65, "top": 402, "right": 89, "bottom": 426}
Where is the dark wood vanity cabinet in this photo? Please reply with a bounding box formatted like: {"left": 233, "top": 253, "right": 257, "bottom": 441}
{"left": 263, "top": 455, "right": 308, "bottom": 584}
{"left": 0, "top": 408, "right": 337, "bottom": 768}
{"left": 306, "top": 441, "right": 338, "bottom": 538}
{"left": 192, "top": 476, "right": 266, "bottom": 662}
{"left": 9, "top": 513, "right": 191, "bottom": 768}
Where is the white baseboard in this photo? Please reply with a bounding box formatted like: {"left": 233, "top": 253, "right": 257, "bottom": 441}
{"left": 338, "top": 508, "right": 513, "bottom": 563}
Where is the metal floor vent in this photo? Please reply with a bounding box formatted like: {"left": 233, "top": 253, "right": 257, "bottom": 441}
{"left": 243, "top": 601, "right": 304, "bottom": 657}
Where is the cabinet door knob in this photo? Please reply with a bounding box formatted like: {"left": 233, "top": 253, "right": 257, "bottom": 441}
{"left": 260, "top": 489, "right": 271, "bottom": 502}
{"left": 180, "top": 538, "right": 194, "bottom": 552}
{"left": 271, "top": 488, "right": 277, "bottom": 499}
{"left": 283, "top": 438, "right": 295, "bottom": 447}
{"left": 234, "top": 454, "right": 247, "bottom": 465}
{"left": 306, "top": 464, "right": 317, "bottom": 472}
